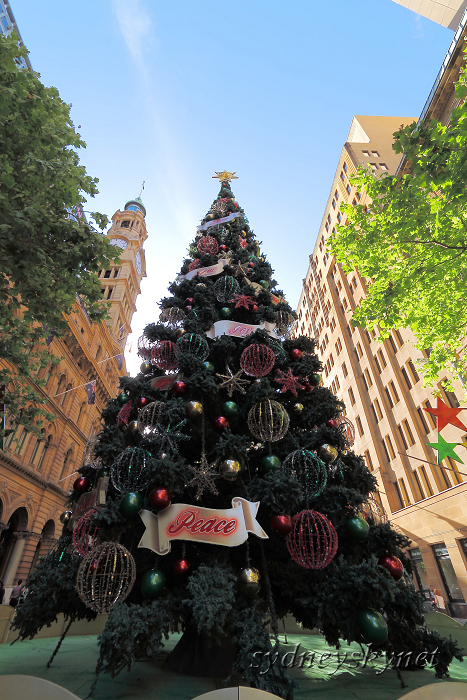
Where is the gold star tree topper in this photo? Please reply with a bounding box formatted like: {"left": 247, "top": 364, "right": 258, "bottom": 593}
{"left": 212, "top": 171, "right": 238, "bottom": 183}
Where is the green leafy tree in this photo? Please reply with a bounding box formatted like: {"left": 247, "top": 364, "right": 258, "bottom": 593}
{"left": 0, "top": 34, "right": 116, "bottom": 434}
{"left": 331, "top": 60, "right": 467, "bottom": 391}
{"left": 12, "top": 179, "right": 462, "bottom": 697}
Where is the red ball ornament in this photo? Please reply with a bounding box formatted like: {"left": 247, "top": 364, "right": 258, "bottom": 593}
{"left": 137, "top": 396, "right": 150, "bottom": 409}
{"left": 379, "top": 554, "right": 404, "bottom": 581}
{"left": 248, "top": 262, "right": 255, "bottom": 269}
{"left": 171, "top": 380, "right": 187, "bottom": 396}
{"left": 188, "top": 259, "right": 200, "bottom": 272}
{"left": 151, "top": 340, "right": 178, "bottom": 371}
{"left": 213, "top": 415, "right": 229, "bottom": 431}
{"left": 251, "top": 305, "right": 259, "bottom": 313}
{"left": 302, "top": 381, "right": 313, "bottom": 394}
{"left": 73, "top": 509, "right": 99, "bottom": 556}
{"left": 185, "top": 305, "right": 193, "bottom": 313}
{"left": 290, "top": 348, "right": 303, "bottom": 361}
{"left": 149, "top": 487, "right": 172, "bottom": 511}
{"left": 286, "top": 510, "right": 338, "bottom": 570}
{"left": 197, "top": 236, "right": 219, "bottom": 255}
{"left": 90, "top": 558, "right": 103, "bottom": 575}
{"left": 219, "top": 244, "right": 228, "bottom": 252}
{"left": 326, "top": 419, "right": 338, "bottom": 428}
{"left": 185, "top": 298, "right": 194, "bottom": 304}
{"left": 73, "top": 476, "right": 90, "bottom": 494}
{"left": 174, "top": 558, "right": 191, "bottom": 575}
{"left": 240, "top": 344, "right": 275, "bottom": 378}
{"left": 271, "top": 514, "right": 292, "bottom": 536}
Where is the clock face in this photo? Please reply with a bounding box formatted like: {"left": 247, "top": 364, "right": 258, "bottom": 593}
{"left": 109, "top": 238, "right": 128, "bottom": 250}
{"left": 136, "top": 250, "right": 142, "bottom": 276}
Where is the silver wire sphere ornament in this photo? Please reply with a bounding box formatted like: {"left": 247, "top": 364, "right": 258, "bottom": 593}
{"left": 72, "top": 508, "right": 100, "bottom": 556}
{"left": 286, "top": 510, "right": 338, "bottom": 570}
{"left": 110, "top": 447, "right": 150, "bottom": 493}
{"left": 274, "top": 309, "right": 294, "bottom": 338}
{"left": 83, "top": 433, "right": 102, "bottom": 470}
{"left": 137, "top": 334, "right": 153, "bottom": 360}
{"left": 282, "top": 449, "right": 327, "bottom": 498}
{"left": 336, "top": 414, "right": 356, "bottom": 448}
{"left": 159, "top": 306, "right": 185, "bottom": 327}
{"left": 361, "top": 495, "right": 389, "bottom": 525}
{"left": 76, "top": 542, "right": 136, "bottom": 613}
{"left": 213, "top": 276, "right": 240, "bottom": 303}
{"left": 137, "top": 401, "right": 164, "bottom": 437}
{"left": 175, "top": 333, "right": 209, "bottom": 361}
{"left": 247, "top": 400, "right": 290, "bottom": 442}
{"left": 150, "top": 340, "right": 178, "bottom": 371}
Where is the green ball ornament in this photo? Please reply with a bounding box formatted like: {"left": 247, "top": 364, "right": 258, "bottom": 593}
{"left": 119, "top": 492, "right": 143, "bottom": 516}
{"left": 262, "top": 455, "right": 281, "bottom": 472}
{"left": 141, "top": 569, "right": 166, "bottom": 598}
{"left": 259, "top": 280, "right": 268, "bottom": 289}
{"left": 203, "top": 361, "right": 215, "bottom": 373}
{"left": 221, "top": 401, "right": 238, "bottom": 417}
{"left": 346, "top": 516, "right": 370, "bottom": 541}
{"left": 309, "top": 374, "right": 322, "bottom": 387}
{"left": 117, "top": 392, "right": 130, "bottom": 406}
{"left": 97, "top": 467, "right": 109, "bottom": 478}
{"left": 220, "top": 307, "right": 232, "bottom": 319}
{"left": 357, "top": 609, "right": 388, "bottom": 645}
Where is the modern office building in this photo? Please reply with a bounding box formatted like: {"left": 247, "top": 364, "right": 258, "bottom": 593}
{"left": 0, "top": 0, "right": 31, "bottom": 69}
{"left": 0, "top": 198, "right": 147, "bottom": 589}
{"left": 390, "top": 0, "right": 467, "bottom": 29}
{"left": 294, "top": 25, "right": 467, "bottom": 616}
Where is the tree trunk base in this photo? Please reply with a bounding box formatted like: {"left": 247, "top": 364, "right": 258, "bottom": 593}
{"left": 166, "top": 626, "right": 236, "bottom": 678}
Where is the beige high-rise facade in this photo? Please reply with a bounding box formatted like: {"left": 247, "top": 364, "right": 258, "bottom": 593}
{"left": 294, "top": 113, "right": 467, "bottom": 618}
{"left": 0, "top": 197, "right": 147, "bottom": 593}
{"left": 390, "top": 0, "right": 467, "bottom": 29}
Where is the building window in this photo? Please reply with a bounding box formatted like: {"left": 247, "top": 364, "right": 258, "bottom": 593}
{"left": 364, "top": 450, "right": 374, "bottom": 471}
{"left": 364, "top": 368, "right": 373, "bottom": 387}
{"left": 377, "top": 349, "right": 387, "bottom": 369}
{"left": 337, "top": 212, "right": 342, "bottom": 223}
{"left": 382, "top": 439, "right": 391, "bottom": 463}
{"left": 398, "top": 424, "right": 408, "bottom": 450}
{"left": 420, "top": 466, "right": 434, "bottom": 497}
{"left": 388, "top": 380, "right": 400, "bottom": 404}
{"left": 385, "top": 387, "right": 394, "bottom": 409}
{"left": 342, "top": 362, "right": 348, "bottom": 378}
{"left": 374, "top": 355, "right": 382, "bottom": 374}
{"left": 30, "top": 431, "right": 45, "bottom": 464}
{"left": 410, "top": 548, "right": 430, "bottom": 594}
{"left": 374, "top": 398, "right": 383, "bottom": 421}
{"left": 343, "top": 162, "right": 348, "bottom": 172}
{"left": 402, "top": 419, "right": 416, "bottom": 446}
{"left": 371, "top": 151, "right": 380, "bottom": 157}
{"left": 59, "top": 448, "right": 72, "bottom": 482}
{"left": 370, "top": 163, "right": 378, "bottom": 171}
{"left": 380, "top": 163, "right": 388, "bottom": 171}
{"left": 362, "top": 150, "right": 370, "bottom": 157}
{"left": 121, "top": 220, "right": 130, "bottom": 228}
{"left": 335, "top": 338, "right": 342, "bottom": 355}
{"left": 103, "top": 270, "right": 111, "bottom": 278}
{"left": 346, "top": 184, "right": 351, "bottom": 195}
{"left": 413, "top": 470, "right": 425, "bottom": 502}
{"left": 106, "top": 287, "right": 114, "bottom": 300}
{"left": 113, "top": 268, "right": 120, "bottom": 278}
{"left": 445, "top": 457, "right": 463, "bottom": 485}
{"left": 398, "top": 477, "right": 411, "bottom": 506}
{"left": 444, "top": 390, "right": 460, "bottom": 408}
{"left": 401, "top": 367, "right": 412, "bottom": 390}
{"left": 356, "top": 343, "right": 363, "bottom": 359}
{"left": 325, "top": 222, "right": 329, "bottom": 232}
{"left": 14, "top": 429, "right": 28, "bottom": 455}
{"left": 432, "top": 544, "right": 465, "bottom": 603}
{"left": 388, "top": 335, "right": 398, "bottom": 353}
{"left": 37, "top": 435, "right": 51, "bottom": 471}
{"left": 385, "top": 434, "right": 396, "bottom": 460}
{"left": 407, "top": 361, "right": 420, "bottom": 384}
{"left": 335, "top": 375, "right": 340, "bottom": 390}
{"left": 423, "top": 400, "right": 437, "bottom": 429}
{"left": 332, "top": 199, "right": 336, "bottom": 209}
{"left": 394, "top": 330, "right": 404, "bottom": 348}
{"left": 349, "top": 387, "right": 356, "bottom": 405}
{"left": 356, "top": 416, "right": 364, "bottom": 436}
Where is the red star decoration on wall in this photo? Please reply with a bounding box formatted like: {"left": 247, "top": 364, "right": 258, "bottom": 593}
{"left": 423, "top": 398, "right": 467, "bottom": 432}
{"left": 231, "top": 293, "right": 254, "bottom": 309}
{"left": 239, "top": 237, "right": 248, "bottom": 249}
{"left": 274, "top": 368, "right": 305, "bottom": 396}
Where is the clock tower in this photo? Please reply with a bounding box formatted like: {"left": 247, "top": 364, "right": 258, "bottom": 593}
{"left": 99, "top": 196, "right": 148, "bottom": 347}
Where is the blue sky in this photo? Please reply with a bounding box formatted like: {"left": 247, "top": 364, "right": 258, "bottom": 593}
{"left": 13, "top": 0, "right": 453, "bottom": 375}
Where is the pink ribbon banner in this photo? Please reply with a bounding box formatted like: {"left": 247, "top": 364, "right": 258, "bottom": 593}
{"left": 138, "top": 498, "right": 268, "bottom": 555}
{"left": 206, "top": 320, "right": 279, "bottom": 339}
{"left": 196, "top": 212, "right": 241, "bottom": 232}
{"left": 179, "top": 258, "right": 230, "bottom": 281}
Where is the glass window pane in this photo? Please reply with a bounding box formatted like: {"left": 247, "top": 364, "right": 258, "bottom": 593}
{"left": 433, "top": 544, "right": 465, "bottom": 602}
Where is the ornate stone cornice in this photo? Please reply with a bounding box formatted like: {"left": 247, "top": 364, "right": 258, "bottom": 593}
{"left": 0, "top": 452, "right": 69, "bottom": 497}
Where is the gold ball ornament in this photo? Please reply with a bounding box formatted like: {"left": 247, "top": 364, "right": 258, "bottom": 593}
{"left": 76, "top": 542, "right": 136, "bottom": 613}
{"left": 238, "top": 567, "right": 260, "bottom": 596}
{"left": 293, "top": 403, "right": 304, "bottom": 414}
{"left": 126, "top": 420, "right": 139, "bottom": 434}
{"left": 318, "top": 444, "right": 338, "bottom": 464}
{"left": 176, "top": 328, "right": 186, "bottom": 338}
{"left": 220, "top": 459, "right": 241, "bottom": 481}
{"left": 186, "top": 400, "right": 203, "bottom": 418}
{"left": 248, "top": 400, "right": 290, "bottom": 442}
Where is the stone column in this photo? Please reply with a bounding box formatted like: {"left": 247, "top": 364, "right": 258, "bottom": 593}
{"left": 3, "top": 531, "right": 29, "bottom": 586}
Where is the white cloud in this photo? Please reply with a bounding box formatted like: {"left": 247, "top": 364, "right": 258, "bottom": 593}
{"left": 111, "top": 0, "right": 154, "bottom": 78}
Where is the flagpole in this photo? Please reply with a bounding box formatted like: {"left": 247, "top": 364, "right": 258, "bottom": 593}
{"left": 398, "top": 452, "right": 467, "bottom": 478}
{"left": 55, "top": 380, "right": 97, "bottom": 398}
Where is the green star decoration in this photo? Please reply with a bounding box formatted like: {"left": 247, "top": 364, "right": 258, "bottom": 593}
{"left": 426, "top": 435, "right": 464, "bottom": 464}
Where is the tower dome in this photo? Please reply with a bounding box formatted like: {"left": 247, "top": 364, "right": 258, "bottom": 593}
{"left": 124, "top": 196, "right": 146, "bottom": 217}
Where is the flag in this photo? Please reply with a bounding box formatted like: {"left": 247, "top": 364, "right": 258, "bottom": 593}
{"left": 119, "top": 325, "right": 125, "bottom": 339}
{"left": 43, "top": 325, "right": 55, "bottom": 346}
{"left": 116, "top": 354, "right": 123, "bottom": 370}
{"left": 85, "top": 380, "right": 96, "bottom": 405}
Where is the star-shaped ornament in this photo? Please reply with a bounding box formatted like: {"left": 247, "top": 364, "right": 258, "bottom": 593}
{"left": 187, "top": 453, "right": 220, "bottom": 500}
{"left": 424, "top": 398, "right": 467, "bottom": 432}
{"left": 274, "top": 368, "right": 305, "bottom": 396}
{"left": 212, "top": 171, "right": 238, "bottom": 183}
{"left": 231, "top": 293, "right": 254, "bottom": 309}
{"left": 150, "top": 419, "right": 190, "bottom": 455}
{"left": 426, "top": 435, "right": 464, "bottom": 464}
{"left": 216, "top": 364, "right": 250, "bottom": 397}
{"left": 232, "top": 262, "right": 252, "bottom": 279}
{"left": 239, "top": 237, "right": 248, "bottom": 249}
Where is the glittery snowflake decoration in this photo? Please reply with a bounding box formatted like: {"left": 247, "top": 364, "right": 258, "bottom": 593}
{"left": 187, "top": 453, "right": 220, "bottom": 500}
{"left": 148, "top": 419, "right": 190, "bottom": 455}
{"left": 231, "top": 293, "right": 254, "bottom": 310}
{"left": 216, "top": 365, "right": 250, "bottom": 397}
{"left": 274, "top": 368, "right": 305, "bottom": 396}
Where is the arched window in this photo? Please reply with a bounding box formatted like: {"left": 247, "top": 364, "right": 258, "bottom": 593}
{"left": 95, "top": 346, "right": 102, "bottom": 363}
{"left": 58, "top": 448, "right": 72, "bottom": 482}
{"left": 54, "top": 375, "right": 66, "bottom": 400}
{"left": 37, "top": 435, "right": 52, "bottom": 471}
{"left": 60, "top": 383, "right": 72, "bottom": 407}
{"left": 76, "top": 402, "right": 86, "bottom": 427}
{"left": 30, "top": 429, "right": 46, "bottom": 464}
{"left": 14, "top": 428, "right": 28, "bottom": 455}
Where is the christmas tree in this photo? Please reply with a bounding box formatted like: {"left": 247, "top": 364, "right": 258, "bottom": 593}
{"left": 12, "top": 173, "right": 462, "bottom": 697}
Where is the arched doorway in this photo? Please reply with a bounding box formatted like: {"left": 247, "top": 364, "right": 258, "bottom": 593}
{"left": 0, "top": 507, "right": 29, "bottom": 585}
{"left": 30, "top": 519, "right": 56, "bottom": 572}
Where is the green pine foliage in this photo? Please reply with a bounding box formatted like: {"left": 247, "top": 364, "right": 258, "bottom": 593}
{"left": 14, "top": 181, "right": 462, "bottom": 696}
